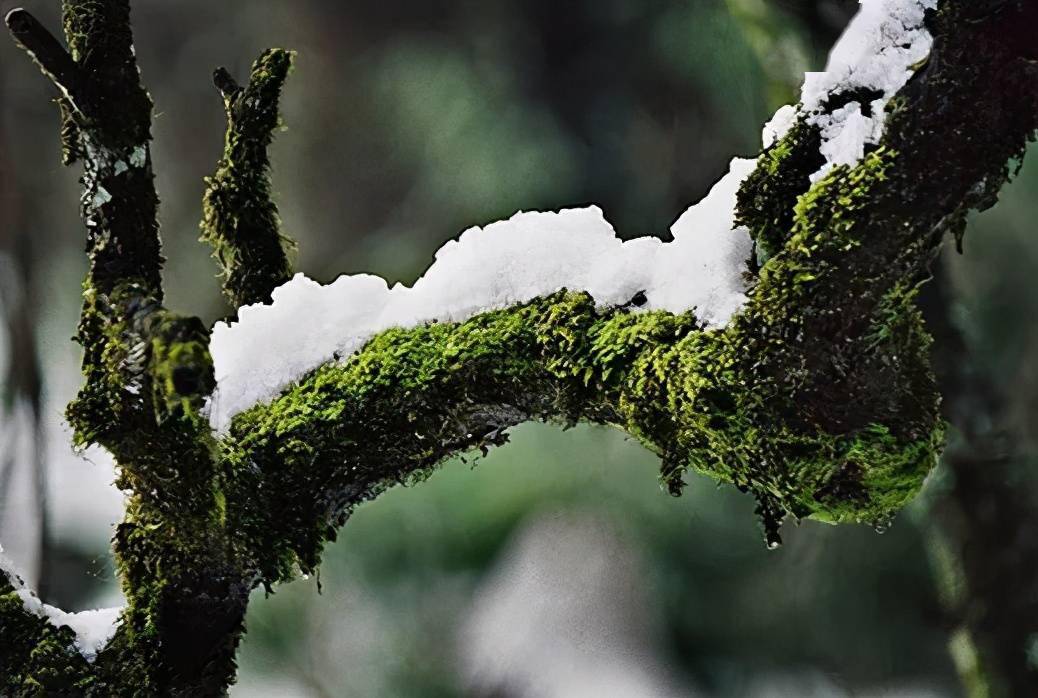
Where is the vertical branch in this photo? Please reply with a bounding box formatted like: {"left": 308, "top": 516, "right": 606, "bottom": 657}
{"left": 202, "top": 49, "right": 295, "bottom": 311}
{"left": 7, "top": 2, "right": 165, "bottom": 449}
{"left": 7, "top": 4, "right": 237, "bottom": 693}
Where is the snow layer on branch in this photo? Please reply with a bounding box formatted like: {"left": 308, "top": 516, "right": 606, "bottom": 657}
{"left": 769, "top": 0, "right": 937, "bottom": 180}
{"left": 208, "top": 0, "right": 938, "bottom": 432}
{"left": 2, "top": 545, "right": 121, "bottom": 662}
{"left": 207, "top": 158, "right": 757, "bottom": 432}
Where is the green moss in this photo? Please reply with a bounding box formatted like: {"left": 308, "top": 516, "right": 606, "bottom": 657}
{"left": 221, "top": 267, "right": 942, "bottom": 577}
{"left": 201, "top": 49, "right": 295, "bottom": 310}
{"left": 736, "top": 117, "right": 824, "bottom": 265}
{"left": 0, "top": 578, "right": 96, "bottom": 694}
{"left": 66, "top": 283, "right": 215, "bottom": 448}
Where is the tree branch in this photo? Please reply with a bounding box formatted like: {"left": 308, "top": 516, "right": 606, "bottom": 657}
{"left": 202, "top": 49, "right": 295, "bottom": 311}
{"left": 4, "top": 9, "right": 79, "bottom": 101}
{"left": 220, "top": 0, "right": 1038, "bottom": 583}
{"left": 6, "top": 3, "right": 238, "bottom": 693}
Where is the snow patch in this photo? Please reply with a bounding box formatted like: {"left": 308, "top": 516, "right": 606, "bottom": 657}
{"left": 91, "top": 186, "right": 113, "bottom": 209}
{"left": 129, "top": 145, "right": 147, "bottom": 168}
{"left": 800, "top": 0, "right": 937, "bottom": 180}
{"left": 762, "top": 104, "right": 798, "bottom": 150}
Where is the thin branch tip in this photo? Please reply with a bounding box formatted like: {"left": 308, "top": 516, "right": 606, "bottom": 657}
{"left": 5, "top": 7, "right": 78, "bottom": 95}
{"left": 4, "top": 7, "right": 29, "bottom": 29}
{"left": 213, "top": 67, "right": 240, "bottom": 97}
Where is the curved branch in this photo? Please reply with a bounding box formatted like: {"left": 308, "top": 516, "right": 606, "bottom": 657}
{"left": 220, "top": 0, "right": 1038, "bottom": 582}
{"left": 202, "top": 49, "right": 295, "bottom": 311}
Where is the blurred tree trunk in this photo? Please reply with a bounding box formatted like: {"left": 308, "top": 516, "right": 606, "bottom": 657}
{"left": 0, "top": 83, "right": 47, "bottom": 598}
{"left": 921, "top": 265, "right": 1038, "bottom": 697}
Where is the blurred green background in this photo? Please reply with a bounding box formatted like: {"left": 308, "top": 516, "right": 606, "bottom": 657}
{"left": 1, "top": 1, "right": 1035, "bottom": 696}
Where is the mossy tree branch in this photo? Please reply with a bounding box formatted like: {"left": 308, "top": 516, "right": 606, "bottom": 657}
{"left": 220, "top": 0, "right": 1038, "bottom": 575}
{"left": 0, "top": 568, "right": 94, "bottom": 695}
{"left": 202, "top": 49, "right": 295, "bottom": 311}
{"left": 6, "top": 2, "right": 240, "bottom": 694}
{"left": 2, "top": 0, "right": 1037, "bottom": 694}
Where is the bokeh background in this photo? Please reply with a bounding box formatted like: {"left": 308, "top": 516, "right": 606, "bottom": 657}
{"left": 1, "top": 1, "right": 1036, "bottom": 695}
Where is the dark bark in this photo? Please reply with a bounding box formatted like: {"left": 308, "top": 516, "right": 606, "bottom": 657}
{"left": 202, "top": 50, "right": 295, "bottom": 312}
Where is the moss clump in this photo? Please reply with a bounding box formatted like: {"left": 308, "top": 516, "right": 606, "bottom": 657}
{"left": 66, "top": 283, "right": 215, "bottom": 449}
{"left": 736, "top": 117, "right": 824, "bottom": 265}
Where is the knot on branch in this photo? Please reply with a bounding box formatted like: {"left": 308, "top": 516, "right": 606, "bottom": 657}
{"left": 202, "top": 48, "right": 296, "bottom": 310}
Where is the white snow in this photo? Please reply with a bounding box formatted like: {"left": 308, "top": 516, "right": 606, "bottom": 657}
{"left": 1, "top": 545, "right": 122, "bottom": 662}
{"left": 207, "top": 0, "right": 938, "bottom": 432}
{"left": 207, "top": 159, "right": 756, "bottom": 431}
{"left": 762, "top": 104, "right": 798, "bottom": 150}
{"left": 798, "top": 0, "right": 937, "bottom": 180}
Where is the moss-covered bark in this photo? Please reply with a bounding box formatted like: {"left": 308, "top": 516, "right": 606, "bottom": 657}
{"left": 3, "top": 0, "right": 1037, "bottom": 694}
{"left": 202, "top": 49, "right": 295, "bottom": 312}
{"left": 0, "top": 570, "right": 95, "bottom": 695}
{"left": 6, "top": 2, "right": 243, "bottom": 694}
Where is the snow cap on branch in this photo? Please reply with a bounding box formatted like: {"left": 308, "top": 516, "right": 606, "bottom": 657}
{"left": 208, "top": 0, "right": 941, "bottom": 433}
{"left": 768, "top": 0, "right": 938, "bottom": 180}
{"left": 208, "top": 157, "right": 756, "bottom": 431}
